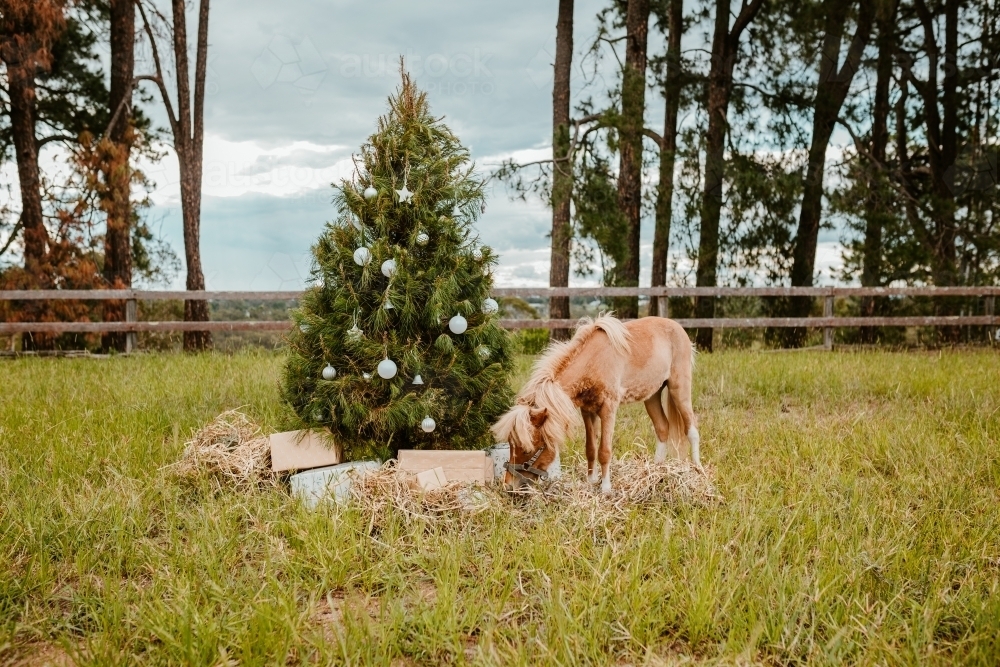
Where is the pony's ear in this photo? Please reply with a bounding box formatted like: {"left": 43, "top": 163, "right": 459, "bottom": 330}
{"left": 529, "top": 407, "right": 548, "bottom": 428}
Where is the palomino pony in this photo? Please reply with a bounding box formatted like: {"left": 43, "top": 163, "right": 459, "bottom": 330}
{"left": 492, "top": 314, "right": 700, "bottom": 494}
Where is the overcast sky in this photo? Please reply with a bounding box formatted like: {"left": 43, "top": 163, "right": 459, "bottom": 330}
{"left": 4, "top": 0, "right": 848, "bottom": 289}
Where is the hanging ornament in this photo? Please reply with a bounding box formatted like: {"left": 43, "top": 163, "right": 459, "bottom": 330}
{"left": 322, "top": 364, "right": 337, "bottom": 380}
{"left": 354, "top": 247, "right": 371, "bottom": 266}
{"left": 412, "top": 374, "right": 424, "bottom": 385}
{"left": 363, "top": 372, "right": 372, "bottom": 381}
{"left": 482, "top": 298, "right": 499, "bottom": 314}
{"left": 347, "top": 323, "right": 362, "bottom": 341}
{"left": 381, "top": 258, "right": 396, "bottom": 278}
{"left": 416, "top": 231, "right": 429, "bottom": 246}
{"left": 312, "top": 409, "right": 324, "bottom": 422}
{"left": 477, "top": 346, "right": 490, "bottom": 359}
{"left": 363, "top": 186, "right": 378, "bottom": 200}
{"left": 384, "top": 299, "right": 395, "bottom": 310}
{"left": 448, "top": 314, "right": 468, "bottom": 335}
{"left": 377, "top": 357, "right": 398, "bottom": 379}
{"left": 472, "top": 248, "right": 483, "bottom": 261}
{"left": 396, "top": 184, "right": 414, "bottom": 204}
{"left": 299, "top": 324, "right": 310, "bottom": 333}
{"left": 421, "top": 415, "right": 436, "bottom": 433}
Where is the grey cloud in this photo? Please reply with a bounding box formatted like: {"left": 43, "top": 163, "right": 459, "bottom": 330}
{"left": 235, "top": 147, "right": 348, "bottom": 177}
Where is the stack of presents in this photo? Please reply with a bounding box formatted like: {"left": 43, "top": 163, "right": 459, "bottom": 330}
{"left": 270, "top": 430, "right": 509, "bottom": 507}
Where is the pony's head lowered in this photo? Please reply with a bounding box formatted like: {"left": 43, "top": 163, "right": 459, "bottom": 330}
{"left": 491, "top": 370, "right": 579, "bottom": 489}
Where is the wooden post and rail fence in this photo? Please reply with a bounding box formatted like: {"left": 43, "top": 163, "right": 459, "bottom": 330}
{"left": 1, "top": 286, "right": 998, "bottom": 352}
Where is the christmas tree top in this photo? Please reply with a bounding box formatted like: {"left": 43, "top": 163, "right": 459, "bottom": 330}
{"left": 281, "top": 72, "right": 515, "bottom": 462}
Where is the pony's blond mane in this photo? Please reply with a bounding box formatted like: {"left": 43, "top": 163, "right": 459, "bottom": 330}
{"left": 492, "top": 314, "right": 631, "bottom": 453}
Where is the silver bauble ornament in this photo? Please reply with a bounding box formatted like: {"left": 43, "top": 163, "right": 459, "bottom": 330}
{"left": 482, "top": 298, "right": 499, "bottom": 314}
{"left": 363, "top": 372, "right": 372, "bottom": 380}
{"left": 421, "top": 415, "right": 436, "bottom": 433}
{"left": 322, "top": 364, "right": 337, "bottom": 380}
{"left": 381, "top": 259, "right": 396, "bottom": 278}
{"left": 353, "top": 246, "right": 371, "bottom": 266}
{"left": 472, "top": 248, "right": 483, "bottom": 261}
{"left": 299, "top": 324, "right": 310, "bottom": 333}
{"left": 477, "top": 346, "right": 490, "bottom": 359}
{"left": 347, "top": 323, "right": 362, "bottom": 340}
{"left": 416, "top": 231, "right": 429, "bottom": 246}
{"left": 412, "top": 374, "right": 424, "bottom": 385}
{"left": 384, "top": 300, "right": 394, "bottom": 310}
{"left": 377, "top": 357, "right": 397, "bottom": 379}
{"left": 363, "top": 186, "right": 378, "bottom": 200}
{"left": 448, "top": 314, "right": 468, "bottom": 335}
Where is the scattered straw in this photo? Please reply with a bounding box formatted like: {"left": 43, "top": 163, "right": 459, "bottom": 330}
{"left": 349, "top": 461, "right": 495, "bottom": 521}
{"left": 173, "top": 409, "right": 276, "bottom": 490}
{"left": 175, "top": 411, "right": 720, "bottom": 519}
{"left": 346, "top": 454, "right": 720, "bottom": 528}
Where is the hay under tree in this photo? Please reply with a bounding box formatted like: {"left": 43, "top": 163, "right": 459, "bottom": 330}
{"left": 175, "top": 411, "right": 720, "bottom": 515}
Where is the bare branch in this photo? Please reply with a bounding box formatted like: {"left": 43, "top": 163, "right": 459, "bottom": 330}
{"left": 643, "top": 127, "right": 664, "bottom": 148}
{"left": 0, "top": 219, "right": 24, "bottom": 257}
{"left": 728, "top": 0, "right": 766, "bottom": 50}
{"left": 35, "top": 134, "right": 77, "bottom": 151}
{"left": 136, "top": 0, "right": 179, "bottom": 139}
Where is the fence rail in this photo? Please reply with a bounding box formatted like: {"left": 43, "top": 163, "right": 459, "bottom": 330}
{"left": 2, "top": 287, "right": 998, "bottom": 349}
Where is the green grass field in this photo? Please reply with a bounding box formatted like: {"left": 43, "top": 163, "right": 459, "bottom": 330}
{"left": 2, "top": 350, "right": 999, "bottom": 665}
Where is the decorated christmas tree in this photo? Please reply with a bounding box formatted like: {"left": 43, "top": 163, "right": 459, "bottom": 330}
{"left": 281, "top": 73, "right": 515, "bottom": 462}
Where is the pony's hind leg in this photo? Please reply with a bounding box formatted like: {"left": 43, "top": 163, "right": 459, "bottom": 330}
{"left": 644, "top": 388, "right": 679, "bottom": 463}
{"left": 667, "top": 372, "right": 702, "bottom": 469}
{"left": 582, "top": 410, "right": 600, "bottom": 484}
{"left": 598, "top": 405, "right": 617, "bottom": 495}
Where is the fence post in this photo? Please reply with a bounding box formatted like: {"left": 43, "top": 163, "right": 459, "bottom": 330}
{"left": 125, "top": 298, "right": 137, "bottom": 353}
{"left": 657, "top": 295, "right": 669, "bottom": 318}
{"left": 823, "top": 293, "right": 834, "bottom": 350}
{"left": 987, "top": 295, "right": 996, "bottom": 344}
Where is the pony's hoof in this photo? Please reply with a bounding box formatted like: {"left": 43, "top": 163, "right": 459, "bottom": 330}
{"left": 654, "top": 441, "right": 668, "bottom": 463}
{"left": 600, "top": 482, "right": 613, "bottom": 496}
{"left": 587, "top": 472, "right": 601, "bottom": 485}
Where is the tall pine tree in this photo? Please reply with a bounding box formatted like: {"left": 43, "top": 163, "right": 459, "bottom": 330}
{"left": 281, "top": 74, "right": 515, "bottom": 462}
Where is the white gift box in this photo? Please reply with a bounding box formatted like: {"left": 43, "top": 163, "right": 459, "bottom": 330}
{"left": 488, "top": 444, "right": 510, "bottom": 481}
{"left": 290, "top": 461, "right": 379, "bottom": 508}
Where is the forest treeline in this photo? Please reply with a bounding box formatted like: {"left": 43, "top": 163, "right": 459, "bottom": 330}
{"left": 501, "top": 0, "right": 998, "bottom": 348}
{"left": 2, "top": 0, "right": 998, "bottom": 352}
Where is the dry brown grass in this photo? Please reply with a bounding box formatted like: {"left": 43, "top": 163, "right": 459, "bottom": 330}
{"left": 171, "top": 409, "right": 276, "bottom": 490}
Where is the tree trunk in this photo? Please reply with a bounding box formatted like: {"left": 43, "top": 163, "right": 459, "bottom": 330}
{"left": 912, "top": 0, "right": 959, "bottom": 340}
{"left": 649, "top": 0, "right": 682, "bottom": 317}
{"left": 859, "top": 0, "right": 899, "bottom": 343}
{"left": 549, "top": 0, "right": 574, "bottom": 340}
{"left": 5, "top": 58, "right": 47, "bottom": 274}
{"left": 615, "top": 0, "right": 650, "bottom": 319}
{"left": 785, "top": 0, "right": 873, "bottom": 347}
{"left": 1, "top": 1, "right": 66, "bottom": 351}
{"left": 169, "top": 0, "right": 212, "bottom": 350}
{"left": 102, "top": 0, "right": 136, "bottom": 352}
{"left": 694, "top": 0, "right": 764, "bottom": 351}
